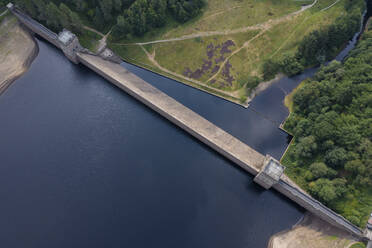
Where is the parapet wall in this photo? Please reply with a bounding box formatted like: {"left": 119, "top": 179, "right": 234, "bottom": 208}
{"left": 10, "top": 7, "right": 61, "bottom": 49}
{"left": 274, "top": 180, "right": 364, "bottom": 238}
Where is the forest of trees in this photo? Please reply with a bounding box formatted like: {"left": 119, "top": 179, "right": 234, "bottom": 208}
{"left": 263, "top": 0, "right": 365, "bottom": 80}
{"left": 283, "top": 22, "right": 372, "bottom": 227}
{"left": 8, "top": 0, "right": 205, "bottom": 38}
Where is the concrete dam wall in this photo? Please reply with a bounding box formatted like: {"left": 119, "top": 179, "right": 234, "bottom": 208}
{"left": 77, "top": 53, "right": 266, "bottom": 175}
{"left": 76, "top": 53, "right": 366, "bottom": 239}
{"left": 8, "top": 4, "right": 369, "bottom": 240}
{"left": 274, "top": 180, "right": 364, "bottom": 237}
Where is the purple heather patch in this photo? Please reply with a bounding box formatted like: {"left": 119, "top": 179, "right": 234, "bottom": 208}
{"left": 206, "top": 43, "right": 217, "bottom": 59}
{"left": 211, "top": 65, "right": 220, "bottom": 73}
{"left": 221, "top": 60, "right": 234, "bottom": 86}
{"left": 215, "top": 55, "right": 225, "bottom": 64}
{"left": 220, "top": 40, "right": 235, "bottom": 55}
{"left": 190, "top": 69, "right": 203, "bottom": 79}
{"left": 183, "top": 67, "right": 192, "bottom": 77}
{"left": 183, "top": 40, "right": 235, "bottom": 83}
{"left": 201, "top": 59, "right": 212, "bottom": 72}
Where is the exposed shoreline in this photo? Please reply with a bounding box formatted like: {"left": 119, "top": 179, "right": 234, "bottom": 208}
{"left": 0, "top": 16, "right": 38, "bottom": 95}
{"left": 268, "top": 212, "right": 359, "bottom": 248}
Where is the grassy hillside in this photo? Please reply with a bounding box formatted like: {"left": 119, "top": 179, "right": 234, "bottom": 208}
{"left": 108, "top": 0, "right": 365, "bottom": 105}
{"left": 7, "top": 0, "right": 365, "bottom": 105}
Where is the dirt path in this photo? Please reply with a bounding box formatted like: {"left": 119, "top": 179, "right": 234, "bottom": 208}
{"left": 0, "top": 16, "right": 38, "bottom": 94}
{"left": 97, "top": 28, "right": 112, "bottom": 53}
{"left": 206, "top": 29, "right": 267, "bottom": 84}
{"left": 124, "top": 0, "right": 318, "bottom": 90}
{"left": 139, "top": 45, "right": 240, "bottom": 99}
{"left": 270, "top": 15, "right": 310, "bottom": 58}
{"left": 321, "top": 0, "right": 342, "bottom": 11}
{"left": 111, "top": 0, "right": 320, "bottom": 104}
{"left": 114, "top": 0, "right": 318, "bottom": 46}
{"left": 268, "top": 213, "right": 358, "bottom": 248}
{"left": 206, "top": 0, "right": 322, "bottom": 83}
{"left": 82, "top": 25, "right": 104, "bottom": 37}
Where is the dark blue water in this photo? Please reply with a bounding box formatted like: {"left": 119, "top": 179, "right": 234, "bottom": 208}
{"left": 1, "top": 4, "right": 369, "bottom": 244}
{"left": 121, "top": 62, "right": 298, "bottom": 160}
{"left": 0, "top": 39, "right": 305, "bottom": 248}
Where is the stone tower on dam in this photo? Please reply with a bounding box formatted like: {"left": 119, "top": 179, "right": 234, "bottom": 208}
{"left": 57, "top": 29, "right": 83, "bottom": 64}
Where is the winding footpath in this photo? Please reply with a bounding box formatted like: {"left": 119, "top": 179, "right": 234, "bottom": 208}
{"left": 109, "top": 0, "right": 353, "bottom": 106}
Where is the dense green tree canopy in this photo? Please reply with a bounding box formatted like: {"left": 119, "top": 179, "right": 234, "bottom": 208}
{"left": 9, "top": 0, "right": 205, "bottom": 38}
{"left": 284, "top": 24, "right": 372, "bottom": 227}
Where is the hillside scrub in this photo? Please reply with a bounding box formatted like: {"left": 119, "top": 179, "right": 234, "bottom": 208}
{"left": 282, "top": 26, "right": 372, "bottom": 227}
{"left": 10, "top": 0, "right": 205, "bottom": 38}
{"left": 263, "top": 0, "right": 365, "bottom": 80}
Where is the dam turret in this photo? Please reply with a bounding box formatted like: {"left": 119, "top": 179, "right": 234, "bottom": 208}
{"left": 58, "top": 29, "right": 82, "bottom": 64}
{"left": 254, "top": 155, "right": 284, "bottom": 189}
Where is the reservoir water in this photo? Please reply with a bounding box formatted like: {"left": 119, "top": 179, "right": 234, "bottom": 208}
{"left": 0, "top": 39, "right": 303, "bottom": 248}
{"left": 0, "top": 5, "right": 369, "bottom": 246}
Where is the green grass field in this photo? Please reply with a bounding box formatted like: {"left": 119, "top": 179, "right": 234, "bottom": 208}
{"left": 77, "top": 29, "right": 101, "bottom": 53}
{"left": 108, "top": 0, "right": 350, "bottom": 105}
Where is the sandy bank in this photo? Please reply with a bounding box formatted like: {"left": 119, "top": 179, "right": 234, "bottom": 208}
{"left": 0, "top": 15, "right": 38, "bottom": 94}
{"left": 268, "top": 212, "right": 359, "bottom": 248}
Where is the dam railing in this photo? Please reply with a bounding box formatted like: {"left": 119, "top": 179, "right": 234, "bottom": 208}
{"left": 274, "top": 180, "right": 364, "bottom": 237}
